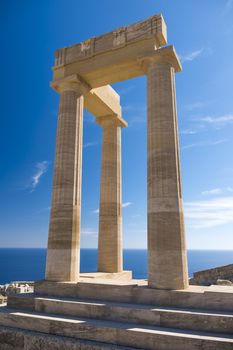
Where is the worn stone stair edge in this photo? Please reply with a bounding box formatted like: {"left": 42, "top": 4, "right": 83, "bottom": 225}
{"left": 0, "top": 325, "right": 139, "bottom": 350}
{"left": 8, "top": 293, "right": 233, "bottom": 317}
{"left": 1, "top": 308, "right": 233, "bottom": 341}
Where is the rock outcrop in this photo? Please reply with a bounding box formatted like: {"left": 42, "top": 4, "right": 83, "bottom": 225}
{"left": 190, "top": 264, "right": 233, "bottom": 286}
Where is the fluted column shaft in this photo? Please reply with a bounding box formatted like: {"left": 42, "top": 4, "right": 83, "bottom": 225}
{"left": 97, "top": 118, "right": 123, "bottom": 273}
{"left": 45, "top": 87, "right": 83, "bottom": 281}
{"left": 146, "top": 61, "right": 188, "bottom": 289}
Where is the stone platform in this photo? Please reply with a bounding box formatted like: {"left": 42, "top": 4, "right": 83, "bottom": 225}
{"left": 1, "top": 278, "right": 233, "bottom": 349}
{"left": 33, "top": 278, "right": 233, "bottom": 311}
{"left": 79, "top": 271, "right": 133, "bottom": 282}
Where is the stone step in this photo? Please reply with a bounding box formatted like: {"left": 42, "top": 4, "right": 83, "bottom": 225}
{"left": 8, "top": 294, "right": 233, "bottom": 335}
{"left": 34, "top": 280, "right": 233, "bottom": 312}
{"left": 0, "top": 324, "right": 138, "bottom": 350}
{"left": 0, "top": 307, "right": 233, "bottom": 350}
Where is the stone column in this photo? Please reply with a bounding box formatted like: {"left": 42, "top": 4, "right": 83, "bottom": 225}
{"left": 45, "top": 75, "right": 89, "bottom": 282}
{"left": 96, "top": 115, "right": 127, "bottom": 273}
{"left": 144, "top": 47, "right": 189, "bottom": 289}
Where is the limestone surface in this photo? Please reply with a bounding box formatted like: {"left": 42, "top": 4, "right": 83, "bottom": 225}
{"left": 144, "top": 47, "right": 188, "bottom": 290}
{"left": 46, "top": 81, "right": 84, "bottom": 282}
{"left": 97, "top": 116, "right": 127, "bottom": 273}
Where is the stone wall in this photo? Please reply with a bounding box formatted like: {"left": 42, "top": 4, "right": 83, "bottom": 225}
{"left": 189, "top": 264, "right": 233, "bottom": 286}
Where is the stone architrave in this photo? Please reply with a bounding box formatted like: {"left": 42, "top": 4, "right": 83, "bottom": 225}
{"left": 45, "top": 75, "right": 89, "bottom": 282}
{"left": 96, "top": 115, "right": 127, "bottom": 273}
{"left": 52, "top": 15, "right": 167, "bottom": 87}
{"left": 143, "top": 46, "right": 188, "bottom": 290}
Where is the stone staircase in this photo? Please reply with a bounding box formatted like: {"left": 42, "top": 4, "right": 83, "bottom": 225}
{"left": 1, "top": 291, "right": 233, "bottom": 350}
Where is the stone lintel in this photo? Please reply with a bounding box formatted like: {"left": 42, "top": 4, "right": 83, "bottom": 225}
{"left": 51, "top": 16, "right": 168, "bottom": 87}
{"left": 51, "top": 46, "right": 181, "bottom": 89}
{"left": 96, "top": 115, "right": 128, "bottom": 128}
{"left": 54, "top": 14, "right": 167, "bottom": 68}
{"left": 85, "top": 85, "right": 121, "bottom": 118}
{"left": 140, "top": 45, "right": 182, "bottom": 73}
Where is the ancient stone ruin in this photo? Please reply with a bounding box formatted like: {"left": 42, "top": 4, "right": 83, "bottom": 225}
{"left": 45, "top": 13, "right": 188, "bottom": 290}
{"left": 0, "top": 14, "right": 233, "bottom": 350}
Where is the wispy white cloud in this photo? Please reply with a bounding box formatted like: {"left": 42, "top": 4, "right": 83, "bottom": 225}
{"left": 179, "top": 48, "right": 204, "bottom": 63}
{"left": 201, "top": 187, "right": 233, "bottom": 196}
{"left": 184, "top": 196, "right": 233, "bottom": 229}
{"left": 122, "top": 202, "right": 132, "bottom": 208}
{"left": 181, "top": 113, "right": 233, "bottom": 135}
{"left": 81, "top": 228, "right": 97, "bottom": 237}
{"left": 226, "top": 187, "right": 233, "bottom": 192}
{"left": 182, "top": 139, "right": 227, "bottom": 150}
{"left": 92, "top": 202, "right": 132, "bottom": 214}
{"left": 83, "top": 142, "right": 98, "bottom": 149}
{"left": 30, "top": 161, "right": 49, "bottom": 192}
{"left": 201, "top": 188, "right": 223, "bottom": 196}
{"left": 199, "top": 114, "right": 233, "bottom": 126}
{"left": 36, "top": 206, "right": 51, "bottom": 214}
{"left": 180, "top": 129, "right": 198, "bottom": 135}
{"left": 179, "top": 47, "right": 212, "bottom": 63}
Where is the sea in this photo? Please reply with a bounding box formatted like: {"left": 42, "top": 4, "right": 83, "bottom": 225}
{"left": 0, "top": 249, "right": 233, "bottom": 285}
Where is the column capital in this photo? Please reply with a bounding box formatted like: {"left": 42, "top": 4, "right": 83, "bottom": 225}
{"left": 50, "top": 74, "right": 91, "bottom": 95}
{"left": 140, "top": 45, "right": 182, "bottom": 73}
{"left": 96, "top": 115, "right": 128, "bottom": 128}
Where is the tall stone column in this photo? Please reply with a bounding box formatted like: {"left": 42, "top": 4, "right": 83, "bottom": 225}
{"left": 96, "top": 116, "right": 127, "bottom": 273}
{"left": 144, "top": 47, "right": 189, "bottom": 289}
{"left": 45, "top": 75, "right": 89, "bottom": 282}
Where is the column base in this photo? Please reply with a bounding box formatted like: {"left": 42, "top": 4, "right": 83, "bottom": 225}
{"left": 80, "top": 271, "right": 132, "bottom": 281}
{"left": 148, "top": 280, "right": 189, "bottom": 290}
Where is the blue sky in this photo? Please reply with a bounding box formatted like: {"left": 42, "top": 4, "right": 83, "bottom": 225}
{"left": 1, "top": 0, "right": 233, "bottom": 249}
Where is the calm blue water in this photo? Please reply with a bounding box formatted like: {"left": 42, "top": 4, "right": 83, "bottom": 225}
{"left": 0, "top": 249, "right": 232, "bottom": 285}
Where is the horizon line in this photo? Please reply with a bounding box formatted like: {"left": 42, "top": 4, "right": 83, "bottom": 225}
{"left": 1, "top": 247, "right": 233, "bottom": 251}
